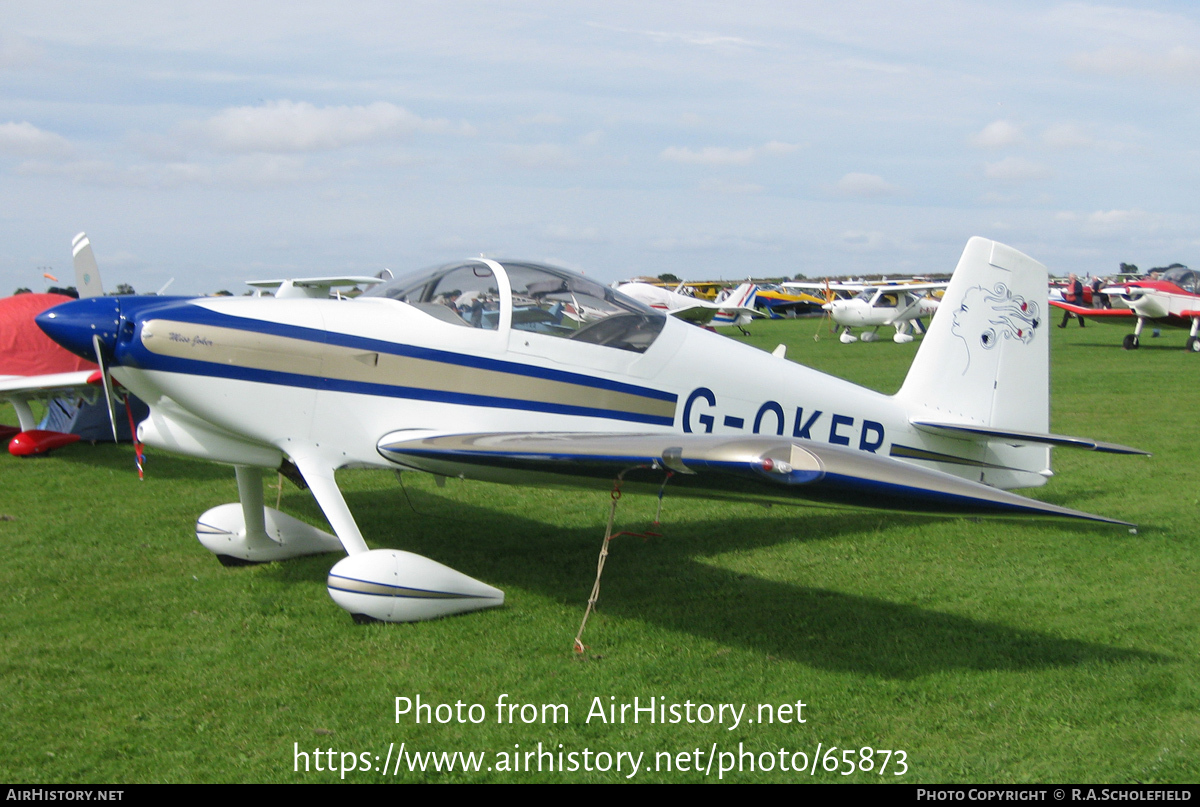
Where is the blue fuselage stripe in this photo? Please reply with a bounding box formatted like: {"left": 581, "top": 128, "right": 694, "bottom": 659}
{"left": 125, "top": 304, "right": 676, "bottom": 402}
{"left": 118, "top": 307, "right": 677, "bottom": 426}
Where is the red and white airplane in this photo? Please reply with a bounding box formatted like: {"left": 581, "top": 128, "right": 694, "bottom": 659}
{"left": 1049, "top": 266, "right": 1200, "bottom": 351}
{"left": 0, "top": 234, "right": 111, "bottom": 455}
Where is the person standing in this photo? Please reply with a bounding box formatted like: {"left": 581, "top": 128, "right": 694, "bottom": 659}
{"left": 1059, "top": 273, "right": 1086, "bottom": 327}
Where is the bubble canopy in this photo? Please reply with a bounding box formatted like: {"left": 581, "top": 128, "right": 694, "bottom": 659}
{"left": 363, "top": 259, "right": 667, "bottom": 352}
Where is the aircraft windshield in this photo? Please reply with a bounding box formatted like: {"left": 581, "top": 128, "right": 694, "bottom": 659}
{"left": 363, "top": 260, "right": 666, "bottom": 352}
{"left": 1158, "top": 266, "right": 1198, "bottom": 294}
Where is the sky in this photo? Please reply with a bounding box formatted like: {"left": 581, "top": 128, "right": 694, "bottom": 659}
{"left": 1, "top": 1, "right": 1198, "bottom": 294}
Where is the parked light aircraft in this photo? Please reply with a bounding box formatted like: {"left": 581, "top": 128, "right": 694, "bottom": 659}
{"left": 753, "top": 285, "right": 826, "bottom": 318}
{"left": 0, "top": 233, "right": 127, "bottom": 455}
{"left": 37, "top": 238, "right": 1144, "bottom": 624}
{"left": 1050, "top": 266, "right": 1200, "bottom": 351}
{"left": 616, "top": 280, "right": 761, "bottom": 333}
{"left": 784, "top": 281, "right": 946, "bottom": 343}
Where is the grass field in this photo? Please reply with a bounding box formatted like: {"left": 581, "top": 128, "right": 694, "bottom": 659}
{"left": 1, "top": 319, "right": 1197, "bottom": 783}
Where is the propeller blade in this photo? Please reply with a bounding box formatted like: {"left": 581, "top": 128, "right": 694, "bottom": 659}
{"left": 91, "top": 333, "right": 120, "bottom": 444}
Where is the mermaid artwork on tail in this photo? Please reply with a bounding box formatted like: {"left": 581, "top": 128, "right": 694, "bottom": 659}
{"left": 950, "top": 283, "right": 1041, "bottom": 374}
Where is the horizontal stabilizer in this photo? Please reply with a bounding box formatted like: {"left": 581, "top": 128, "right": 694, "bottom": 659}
{"left": 378, "top": 431, "right": 1133, "bottom": 526}
{"left": 912, "top": 421, "right": 1149, "bottom": 455}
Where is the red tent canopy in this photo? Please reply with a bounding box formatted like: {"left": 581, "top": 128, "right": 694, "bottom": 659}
{"left": 0, "top": 293, "right": 98, "bottom": 376}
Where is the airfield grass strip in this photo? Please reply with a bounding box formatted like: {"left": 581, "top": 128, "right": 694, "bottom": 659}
{"left": 0, "top": 320, "right": 1196, "bottom": 783}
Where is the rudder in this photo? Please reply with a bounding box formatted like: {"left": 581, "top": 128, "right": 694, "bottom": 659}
{"left": 895, "top": 238, "right": 1050, "bottom": 486}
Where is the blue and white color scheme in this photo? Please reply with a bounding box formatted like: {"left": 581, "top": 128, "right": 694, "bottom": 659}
{"left": 616, "top": 280, "right": 760, "bottom": 330}
{"left": 38, "top": 237, "right": 1145, "bottom": 623}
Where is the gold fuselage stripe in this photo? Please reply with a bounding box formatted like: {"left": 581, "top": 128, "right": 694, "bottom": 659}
{"left": 140, "top": 319, "right": 675, "bottom": 420}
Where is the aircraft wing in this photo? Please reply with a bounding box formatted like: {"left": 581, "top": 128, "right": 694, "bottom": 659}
{"left": 0, "top": 370, "right": 96, "bottom": 398}
{"left": 377, "top": 431, "right": 1131, "bottom": 525}
{"left": 1049, "top": 301, "right": 1134, "bottom": 320}
{"left": 783, "top": 281, "right": 946, "bottom": 294}
{"left": 245, "top": 276, "right": 384, "bottom": 290}
{"left": 783, "top": 281, "right": 866, "bottom": 293}
{"left": 0, "top": 370, "right": 97, "bottom": 433}
{"left": 667, "top": 303, "right": 720, "bottom": 324}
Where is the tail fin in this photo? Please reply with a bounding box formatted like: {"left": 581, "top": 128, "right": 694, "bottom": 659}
{"left": 895, "top": 238, "right": 1049, "bottom": 487}
{"left": 721, "top": 281, "right": 757, "bottom": 311}
{"left": 71, "top": 233, "right": 105, "bottom": 298}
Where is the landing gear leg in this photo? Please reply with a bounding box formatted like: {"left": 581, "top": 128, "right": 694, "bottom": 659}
{"left": 196, "top": 464, "right": 342, "bottom": 563}
{"left": 1123, "top": 318, "right": 1145, "bottom": 350}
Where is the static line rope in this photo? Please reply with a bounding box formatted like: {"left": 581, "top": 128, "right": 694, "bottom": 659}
{"left": 654, "top": 471, "right": 674, "bottom": 524}
{"left": 121, "top": 392, "right": 145, "bottom": 480}
{"left": 573, "top": 468, "right": 666, "bottom": 654}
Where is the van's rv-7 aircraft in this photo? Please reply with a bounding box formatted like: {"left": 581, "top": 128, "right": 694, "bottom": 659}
{"left": 37, "top": 237, "right": 1144, "bottom": 624}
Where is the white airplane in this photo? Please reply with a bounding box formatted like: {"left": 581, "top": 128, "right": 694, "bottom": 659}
{"left": 37, "top": 239, "right": 1144, "bottom": 624}
{"left": 245, "top": 275, "right": 385, "bottom": 299}
{"left": 616, "top": 280, "right": 761, "bottom": 333}
{"left": 784, "top": 281, "right": 946, "bottom": 343}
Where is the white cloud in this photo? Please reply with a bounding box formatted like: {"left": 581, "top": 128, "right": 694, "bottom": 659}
{"left": 543, "top": 225, "right": 602, "bottom": 243}
{"left": 518, "top": 113, "right": 565, "bottom": 126}
{"left": 662, "top": 145, "right": 754, "bottom": 165}
{"left": 835, "top": 172, "right": 899, "bottom": 197}
{"left": 0, "top": 121, "right": 72, "bottom": 157}
{"left": 698, "top": 178, "right": 764, "bottom": 194}
{"left": 17, "top": 159, "right": 119, "bottom": 184}
{"left": 16, "top": 154, "right": 322, "bottom": 189}
{"left": 648, "top": 234, "right": 780, "bottom": 253}
{"left": 1042, "top": 123, "right": 1093, "bottom": 149}
{"left": 1067, "top": 45, "right": 1200, "bottom": 81}
{"left": 1057, "top": 208, "right": 1155, "bottom": 236}
{"left": 983, "top": 157, "right": 1052, "bottom": 181}
{"left": 1086, "top": 209, "right": 1146, "bottom": 227}
{"left": 0, "top": 34, "right": 41, "bottom": 69}
{"left": 588, "top": 23, "right": 765, "bottom": 49}
{"left": 503, "top": 143, "right": 578, "bottom": 169}
{"left": 1089, "top": 210, "right": 1142, "bottom": 225}
{"left": 661, "top": 140, "right": 798, "bottom": 166}
{"left": 200, "top": 100, "right": 466, "bottom": 153}
{"left": 216, "top": 154, "right": 322, "bottom": 186}
{"left": 840, "top": 231, "right": 889, "bottom": 250}
{"left": 971, "top": 120, "right": 1025, "bottom": 149}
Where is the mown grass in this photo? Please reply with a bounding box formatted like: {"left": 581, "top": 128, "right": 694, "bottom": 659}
{"left": 0, "top": 319, "right": 1196, "bottom": 783}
